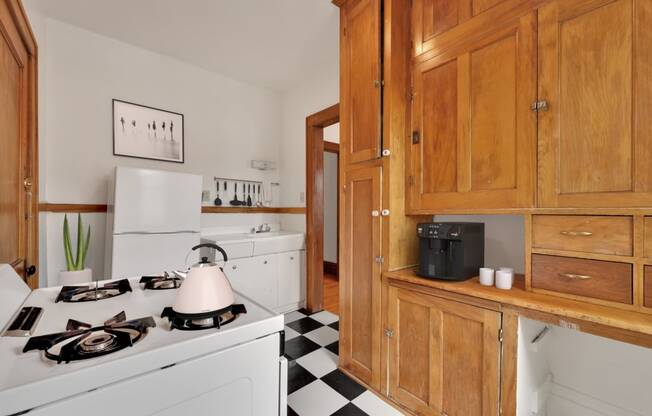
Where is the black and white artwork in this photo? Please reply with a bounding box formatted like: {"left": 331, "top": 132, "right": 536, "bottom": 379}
{"left": 113, "top": 99, "right": 184, "bottom": 163}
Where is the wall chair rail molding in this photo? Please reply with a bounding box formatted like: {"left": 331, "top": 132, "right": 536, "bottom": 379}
{"left": 39, "top": 203, "right": 305, "bottom": 214}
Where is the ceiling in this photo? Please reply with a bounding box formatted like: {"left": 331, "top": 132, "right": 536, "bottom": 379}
{"left": 26, "top": 0, "right": 339, "bottom": 92}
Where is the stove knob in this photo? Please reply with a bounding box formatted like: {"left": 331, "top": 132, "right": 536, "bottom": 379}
{"left": 232, "top": 265, "right": 237, "bottom": 270}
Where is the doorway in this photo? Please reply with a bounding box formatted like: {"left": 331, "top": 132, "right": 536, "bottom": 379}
{"left": 305, "top": 103, "right": 339, "bottom": 313}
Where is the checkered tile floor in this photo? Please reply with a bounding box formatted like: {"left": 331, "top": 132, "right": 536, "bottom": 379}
{"left": 284, "top": 309, "right": 404, "bottom": 416}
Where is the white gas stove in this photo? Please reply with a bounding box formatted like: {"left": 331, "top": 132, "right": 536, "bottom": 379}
{"left": 0, "top": 266, "right": 287, "bottom": 416}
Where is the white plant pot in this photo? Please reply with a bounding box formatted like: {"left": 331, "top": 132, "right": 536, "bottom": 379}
{"left": 59, "top": 268, "right": 92, "bottom": 286}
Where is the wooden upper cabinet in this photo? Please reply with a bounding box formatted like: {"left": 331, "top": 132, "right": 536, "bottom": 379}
{"left": 408, "top": 11, "right": 537, "bottom": 212}
{"left": 340, "top": 0, "right": 382, "bottom": 164}
{"left": 387, "top": 286, "right": 502, "bottom": 416}
{"left": 339, "top": 165, "right": 382, "bottom": 389}
{"left": 412, "top": 0, "right": 508, "bottom": 56}
{"left": 538, "top": 0, "right": 652, "bottom": 208}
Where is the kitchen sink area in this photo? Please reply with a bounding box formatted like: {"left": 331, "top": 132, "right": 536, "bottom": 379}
{"left": 200, "top": 228, "right": 306, "bottom": 313}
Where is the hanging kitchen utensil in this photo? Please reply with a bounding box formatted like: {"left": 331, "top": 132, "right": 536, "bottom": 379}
{"left": 247, "top": 184, "right": 252, "bottom": 206}
{"left": 213, "top": 180, "right": 222, "bottom": 206}
{"left": 230, "top": 183, "right": 241, "bottom": 206}
{"left": 256, "top": 184, "right": 262, "bottom": 206}
{"left": 241, "top": 182, "right": 245, "bottom": 203}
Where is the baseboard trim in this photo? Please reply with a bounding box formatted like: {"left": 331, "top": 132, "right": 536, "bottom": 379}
{"left": 324, "top": 261, "right": 338, "bottom": 277}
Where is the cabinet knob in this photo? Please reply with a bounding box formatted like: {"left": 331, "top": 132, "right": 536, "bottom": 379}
{"left": 232, "top": 265, "right": 237, "bottom": 270}
{"left": 371, "top": 210, "right": 380, "bottom": 217}
{"left": 263, "top": 260, "right": 268, "bottom": 265}
{"left": 290, "top": 257, "right": 294, "bottom": 260}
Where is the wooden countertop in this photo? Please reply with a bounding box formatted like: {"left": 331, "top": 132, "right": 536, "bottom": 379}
{"left": 384, "top": 268, "right": 652, "bottom": 337}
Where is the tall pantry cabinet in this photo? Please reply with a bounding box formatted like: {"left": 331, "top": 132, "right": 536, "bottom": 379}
{"left": 335, "top": 0, "right": 424, "bottom": 391}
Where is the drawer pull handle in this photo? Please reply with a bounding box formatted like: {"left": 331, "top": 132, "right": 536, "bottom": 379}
{"left": 559, "top": 273, "right": 592, "bottom": 280}
{"left": 560, "top": 230, "right": 593, "bottom": 237}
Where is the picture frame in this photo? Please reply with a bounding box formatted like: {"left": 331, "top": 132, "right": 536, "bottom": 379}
{"left": 112, "top": 99, "right": 184, "bottom": 163}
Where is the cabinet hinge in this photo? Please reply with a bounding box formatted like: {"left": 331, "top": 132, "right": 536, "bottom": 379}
{"left": 498, "top": 328, "right": 504, "bottom": 343}
{"left": 375, "top": 256, "right": 385, "bottom": 264}
{"left": 408, "top": 175, "right": 415, "bottom": 186}
{"left": 531, "top": 100, "right": 549, "bottom": 112}
{"left": 408, "top": 90, "right": 415, "bottom": 102}
{"left": 384, "top": 328, "right": 393, "bottom": 338}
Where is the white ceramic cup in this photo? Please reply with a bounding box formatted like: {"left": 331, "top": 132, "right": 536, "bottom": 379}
{"left": 499, "top": 267, "right": 514, "bottom": 274}
{"left": 479, "top": 267, "right": 495, "bottom": 286}
{"left": 495, "top": 270, "right": 513, "bottom": 290}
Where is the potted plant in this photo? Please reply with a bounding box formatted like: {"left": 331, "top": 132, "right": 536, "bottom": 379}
{"left": 58, "top": 213, "right": 92, "bottom": 285}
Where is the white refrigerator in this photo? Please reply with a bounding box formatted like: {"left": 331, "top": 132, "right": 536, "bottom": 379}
{"left": 104, "top": 167, "right": 202, "bottom": 279}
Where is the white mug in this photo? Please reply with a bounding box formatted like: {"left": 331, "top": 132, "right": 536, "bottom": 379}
{"left": 479, "top": 267, "right": 495, "bottom": 286}
{"left": 495, "top": 270, "right": 513, "bottom": 290}
{"left": 499, "top": 267, "right": 514, "bottom": 274}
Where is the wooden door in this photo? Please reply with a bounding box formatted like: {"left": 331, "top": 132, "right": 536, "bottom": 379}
{"left": 408, "top": 11, "right": 536, "bottom": 212}
{"left": 387, "top": 286, "right": 502, "bottom": 416}
{"left": 0, "top": 0, "right": 38, "bottom": 287}
{"left": 340, "top": 0, "right": 382, "bottom": 164}
{"left": 538, "top": 0, "right": 652, "bottom": 208}
{"left": 340, "top": 165, "right": 382, "bottom": 389}
{"left": 412, "top": 0, "right": 509, "bottom": 56}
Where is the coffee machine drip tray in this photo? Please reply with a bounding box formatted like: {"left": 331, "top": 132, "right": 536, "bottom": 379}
{"left": 416, "top": 222, "right": 484, "bottom": 281}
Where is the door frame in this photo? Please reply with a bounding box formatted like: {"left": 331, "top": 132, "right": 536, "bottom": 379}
{"left": 1, "top": 0, "right": 39, "bottom": 288}
{"left": 305, "top": 103, "right": 339, "bottom": 312}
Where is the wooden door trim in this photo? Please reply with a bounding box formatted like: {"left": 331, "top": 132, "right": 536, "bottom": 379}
{"left": 306, "top": 103, "right": 340, "bottom": 312}
{"left": 1, "top": 0, "right": 38, "bottom": 288}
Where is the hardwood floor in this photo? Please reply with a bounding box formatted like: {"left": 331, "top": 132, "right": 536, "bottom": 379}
{"left": 323, "top": 272, "right": 339, "bottom": 314}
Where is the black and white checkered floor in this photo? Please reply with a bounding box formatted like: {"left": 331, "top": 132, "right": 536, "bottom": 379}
{"left": 284, "top": 309, "right": 404, "bottom": 416}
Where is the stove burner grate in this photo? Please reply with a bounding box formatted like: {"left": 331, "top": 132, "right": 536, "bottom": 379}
{"left": 161, "top": 304, "right": 246, "bottom": 331}
{"left": 23, "top": 311, "right": 155, "bottom": 363}
{"left": 55, "top": 279, "right": 132, "bottom": 303}
{"left": 140, "top": 273, "right": 182, "bottom": 290}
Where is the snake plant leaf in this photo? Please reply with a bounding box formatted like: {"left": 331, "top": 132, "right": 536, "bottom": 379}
{"left": 80, "top": 225, "right": 91, "bottom": 270}
{"left": 75, "top": 213, "right": 83, "bottom": 270}
{"left": 63, "top": 215, "right": 74, "bottom": 271}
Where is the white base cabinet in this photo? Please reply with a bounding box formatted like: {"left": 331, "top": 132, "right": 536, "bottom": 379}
{"left": 225, "top": 250, "right": 305, "bottom": 313}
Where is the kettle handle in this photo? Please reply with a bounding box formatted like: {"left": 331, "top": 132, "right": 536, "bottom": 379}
{"left": 191, "top": 243, "right": 228, "bottom": 262}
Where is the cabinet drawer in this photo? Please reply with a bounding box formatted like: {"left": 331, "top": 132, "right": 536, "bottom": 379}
{"left": 532, "top": 215, "right": 632, "bottom": 256}
{"left": 645, "top": 266, "right": 652, "bottom": 308}
{"left": 531, "top": 254, "right": 633, "bottom": 304}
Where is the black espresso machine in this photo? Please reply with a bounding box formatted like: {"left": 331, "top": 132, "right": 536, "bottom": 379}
{"left": 417, "top": 222, "right": 484, "bottom": 281}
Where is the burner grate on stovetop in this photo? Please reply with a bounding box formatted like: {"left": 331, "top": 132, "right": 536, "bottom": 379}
{"left": 23, "top": 311, "right": 155, "bottom": 364}
{"left": 161, "top": 304, "right": 246, "bottom": 331}
{"left": 55, "top": 279, "right": 133, "bottom": 303}
{"left": 140, "top": 272, "right": 182, "bottom": 290}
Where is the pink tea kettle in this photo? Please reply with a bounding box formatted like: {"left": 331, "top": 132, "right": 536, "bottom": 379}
{"left": 172, "top": 243, "right": 235, "bottom": 314}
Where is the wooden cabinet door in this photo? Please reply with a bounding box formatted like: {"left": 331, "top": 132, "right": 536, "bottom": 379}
{"left": 412, "top": 0, "right": 509, "bottom": 56}
{"left": 340, "top": 165, "right": 382, "bottom": 389}
{"left": 538, "top": 0, "right": 652, "bottom": 207}
{"left": 340, "top": 0, "right": 382, "bottom": 164}
{"left": 408, "top": 12, "right": 536, "bottom": 212}
{"left": 0, "top": 0, "right": 38, "bottom": 287}
{"left": 387, "top": 286, "right": 502, "bottom": 416}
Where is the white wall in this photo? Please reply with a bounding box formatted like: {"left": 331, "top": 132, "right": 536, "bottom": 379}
{"left": 518, "top": 317, "right": 652, "bottom": 416}
{"left": 27, "top": 12, "right": 286, "bottom": 285}
{"left": 279, "top": 63, "right": 339, "bottom": 213}
{"left": 323, "top": 152, "right": 338, "bottom": 263}
{"left": 434, "top": 215, "right": 525, "bottom": 273}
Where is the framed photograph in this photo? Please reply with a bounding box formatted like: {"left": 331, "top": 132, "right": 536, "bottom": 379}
{"left": 112, "top": 99, "right": 184, "bottom": 163}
